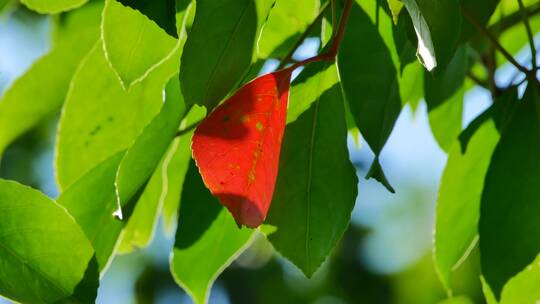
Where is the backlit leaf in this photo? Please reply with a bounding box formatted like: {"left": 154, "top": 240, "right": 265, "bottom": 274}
{"left": 180, "top": 0, "right": 275, "bottom": 109}
{"left": 0, "top": 179, "right": 97, "bottom": 303}
{"left": 0, "top": 1, "right": 101, "bottom": 157}
{"left": 20, "top": 0, "right": 87, "bottom": 13}
{"left": 257, "top": 0, "right": 319, "bottom": 58}
{"left": 170, "top": 162, "right": 254, "bottom": 304}
{"left": 101, "top": 0, "right": 179, "bottom": 88}
{"left": 56, "top": 42, "right": 180, "bottom": 189}
{"left": 266, "top": 78, "right": 357, "bottom": 276}
{"left": 57, "top": 152, "right": 125, "bottom": 270}
{"left": 480, "top": 83, "right": 540, "bottom": 298}
{"left": 434, "top": 119, "right": 499, "bottom": 292}
{"left": 499, "top": 253, "right": 540, "bottom": 304}
{"left": 192, "top": 68, "right": 292, "bottom": 228}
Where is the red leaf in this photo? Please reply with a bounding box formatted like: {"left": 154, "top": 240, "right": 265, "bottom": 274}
{"left": 192, "top": 68, "right": 293, "bottom": 228}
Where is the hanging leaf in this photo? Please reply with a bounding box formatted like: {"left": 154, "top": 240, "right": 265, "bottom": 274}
{"left": 338, "top": 0, "right": 401, "bottom": 192}
{"left": 266, "top": 79, "right": 358, "bottom": 277}
{"left": 0, "top": 1, "right": 101, "bottom": 157}
{"left": 114, "top": 76, "right": 185, "bottom": 219}
{"left": 192, "top": 68, "right": 293, "bottom": 228}
{"left": 257, "top": 0, "right": 319, "bottom": 58}
{"left": 116, "top": 0, "right": 178, "bottom": 38}
{"left": 434, "top": 119, "right": 499, "bottom": 292}
{"left": 180, "top": 0, "right": 275, "bottom": 109}
{"left": 101, "top": 0, "right": 179, "bottom": 88}
{"left": 171, "top": 161, "right": 254, "bottom": 304}
{"left": 56, "top": 42, "right": 180, "bottom": 189}
{"left": 0, "top": 180, "right": 98, "bottom": 303}
{"left": 20, "top": 0, "right": 87, "bottom": 13}
{"left": 480, "top": 83, "right": 540, "bottom": 298}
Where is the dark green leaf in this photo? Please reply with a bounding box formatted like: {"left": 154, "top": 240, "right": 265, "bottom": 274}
{"left": 338, "top": 0, "right": 401, "bottom": 191}
{"left": 0, "top": 1, "right": 101, "bottom": 157}
{"left": 459, "top": 0, "right": 498, "bottom": 43}
{"left": 480, "top": 83, "right": 540, "bottom": 298}
{"left": 266, "top": 80, "right": 357, "bottom": 276}
{"left": 171, "top": 161, "right": 254, "bottom": 304}
{"left": 180, "top": 0, "right": 275, "bottom": 109}
{"left": 0, "top": 180, "right": 97, "bottom": 303}
{"left": 116, "top": 0, "right": 178, "bottom": 37}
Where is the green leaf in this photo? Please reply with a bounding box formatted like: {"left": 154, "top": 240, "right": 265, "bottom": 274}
{"left": 0, "top": 1, "right": 101, "bottom": 157}
{"left": 479, "top": 83, "right": 540, "bottom": 298}
{"left": 287, "top": 61, "right": 338, "bottom": 124}
{"left": 257, "top": 0, "right": 319, "bottom": 58}
{"left": 434, "top": 119, "right": 499, "bottom": 292}
{"left": 399, "top": 61, "right": 424, "bottom": 110}
{"left": 338, "top": 0, "right": 401, "bottom": 192}
{"left": 116, "top": 0, "right": 178, "bottom": 38}
{"left": 115, "top": 78, "right": 187, "bottom": 253}
{"left": 56, "top": 42, "right": 181, "bottom": 189}
{"left": 425, "top": 46, "right": 467, "bottom": 152}
{"left": 266, "top": 80, "right": 358, "bottom": 276}
{"left": 101, "top": 0, "right": 179, "bottom": 88}
{"left": 402, "top": 0, "right": 461, "bottom": 71}
{"left": 171, "top": 161, "right": 254, "bottom": 304}
{"left": 57, "top": 152, "right": 125, "bottom": 271}
{"left": 180, "top": 0, "right": 275, "bottom": 109}
{"left": 459, "top": 0, "right": 498, "bottom": 43}
{"left": 162, "top": 105, "right": 207, "bottom": 235}
{"left": 20, "top": 0, "right": 88, "bottom": 13}
{"left": 499, "top": 253, "right": 540, "bottom": 304}
{"left": 0, "top": 179, "right": 97, "bottom": 303}
{"left": 114, "top": 76, "right": 185, "bottom": 219}
{"left": 437, "top": 296, "right": 475, "bottom": 304}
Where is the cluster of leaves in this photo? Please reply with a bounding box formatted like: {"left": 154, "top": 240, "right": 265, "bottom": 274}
{"left": 0, "top": 0, "right": 539, "bottom": 303}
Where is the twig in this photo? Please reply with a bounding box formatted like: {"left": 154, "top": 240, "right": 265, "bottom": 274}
{"left": 517, "top": 0, "right": 538, "bottom": 70}
{"left": 489, "top": 2, "right": 540, "bottom": 34}
{"left": 461, "top": 7, "right": 531, "bottom": 76}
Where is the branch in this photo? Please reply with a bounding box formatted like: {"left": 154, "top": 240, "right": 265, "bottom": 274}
{"left": 489, "top": 2, "right": 540, "bottom": 34}
{"left": 517, "top": 0, "right": 538, "bottom": 70}
{"left": 461, "top": 7, "right": 531, "bottom": 75}
{"left": 467, "top": 72, "right": 489, "bottom": 89}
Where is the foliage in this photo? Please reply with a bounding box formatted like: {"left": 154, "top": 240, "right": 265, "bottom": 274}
{"left": 0, "top": 0, "right": 540, "bottom": 302}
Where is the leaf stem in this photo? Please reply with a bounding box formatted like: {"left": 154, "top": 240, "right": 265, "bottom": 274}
{"left": 517, "top": 0, "right": 538, "bottom": 70}
{"left": 277, "top": 1, "right": 331, "bottom": 69}
{"left": 175, "top": 119, "right": 203, "bottom": 137}
{"left": 461, "top": 7, "right": 531, "bottom": 76}
{"left": 279, "top": 0, "right": 354, "bottom": 71}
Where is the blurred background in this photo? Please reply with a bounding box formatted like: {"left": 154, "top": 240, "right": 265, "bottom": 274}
{"left": 1, "top": 3, "right": 536, "bottom": 304}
